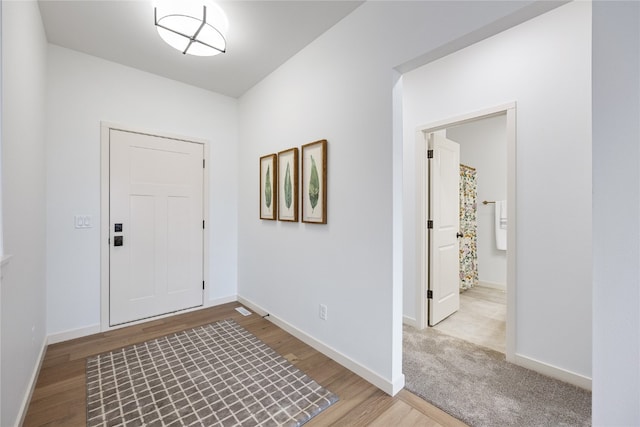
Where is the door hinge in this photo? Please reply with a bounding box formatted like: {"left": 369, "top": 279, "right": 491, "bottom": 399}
{"left": 203, "top": 220, "right": 205, "bottom": 229}
{"left": 203, "top": 281, "right": 205, "bottom": 290}
{"left": 427, "top": 149, "right": 434, "bottom": 159}
{"left": 427, "top": 290, "right": 433, "bottom": 299}
{"left": 203, "top": 159, "right": 205, "bottom": 168}
{"left": 427, "top": 220, "right": 433, "bottom": 229}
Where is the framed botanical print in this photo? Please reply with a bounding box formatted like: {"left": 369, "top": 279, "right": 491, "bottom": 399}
{"left": 277, "top": 148, "right": 299, "bottom": 222}
{"left": 301, "top": 139, "right": 327, "bottom": 224}
{"left": 259, "top": 154, "right": 277, "bottom": 220}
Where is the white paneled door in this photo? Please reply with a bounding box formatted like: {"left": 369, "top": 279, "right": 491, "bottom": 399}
{"left": 109, "top": 129, "right": 204, "bottom": 326}
{"left": 428, "top": 132, "right": 461, "bottom": 326}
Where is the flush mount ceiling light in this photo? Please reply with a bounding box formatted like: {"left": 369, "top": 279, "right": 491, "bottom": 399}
{"left": 154, "top": 0, "right": 228, "bottom": 56}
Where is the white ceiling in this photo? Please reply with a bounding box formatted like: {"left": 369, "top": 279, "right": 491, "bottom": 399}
{"left": 38, "top": 1, "right": 363, "bottom": 98}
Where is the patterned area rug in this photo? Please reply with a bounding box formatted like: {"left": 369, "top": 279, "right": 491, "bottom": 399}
{"left": 86, "top": 319, "right": 338, "bottom": 426}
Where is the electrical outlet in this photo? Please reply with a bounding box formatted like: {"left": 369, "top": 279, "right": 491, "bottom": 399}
{"left": 319, "top": 304, "right": 328, "bottom": 321}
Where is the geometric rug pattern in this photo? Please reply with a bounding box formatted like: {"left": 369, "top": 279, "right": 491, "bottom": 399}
{"left": 87, "top": 319, "right": 338, "bottom": 426}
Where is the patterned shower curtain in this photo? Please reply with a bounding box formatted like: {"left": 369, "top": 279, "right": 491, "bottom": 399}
{"left": 459, "top": 165, "right": 478, "bottom": 291}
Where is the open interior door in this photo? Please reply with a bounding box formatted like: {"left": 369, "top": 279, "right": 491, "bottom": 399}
{"left": 428, "top": 132, "right": 461, "bottom": 326}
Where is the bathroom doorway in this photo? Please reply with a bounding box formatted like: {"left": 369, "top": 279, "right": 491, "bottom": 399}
{"left": 430, "top": 114, "right": 508, "bottom": 353}
{"left": 414, "top": 104, "right": 516, "bottom": 360}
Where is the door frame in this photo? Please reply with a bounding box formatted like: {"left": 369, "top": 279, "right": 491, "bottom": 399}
{"left": 100, "top": 122, "right": 210, "bottom": 332}
{"left": 414, "top": 103, "right": 517, "bottom": 361}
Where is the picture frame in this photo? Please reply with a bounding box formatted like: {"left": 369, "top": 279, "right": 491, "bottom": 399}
{"left": 301, "top": 139, "right": 327, "bottom": 224}
{"left": 259, "top": 154, "right": 277, "bottom": 220}
{"left": 277, "top": 147, "right": 299, "bottom": 222}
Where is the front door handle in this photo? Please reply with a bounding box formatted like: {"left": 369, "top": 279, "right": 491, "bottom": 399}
{"left": 456, "top": 232, "right": 463, "bottom": 238}
{"left": 114, "top": 236, "right": 123, "bottom": 246}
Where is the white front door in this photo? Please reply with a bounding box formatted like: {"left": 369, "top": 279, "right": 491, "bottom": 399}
{"left": 428, "top": 132, "right": 461, "bottom": 326}
{"left": 109, "top": 129, "right": 204, "bottom": 326}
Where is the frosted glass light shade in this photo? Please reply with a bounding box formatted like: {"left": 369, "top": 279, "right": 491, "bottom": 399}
{"left": 154, "top": 0, "right": 228, "bottom": 56}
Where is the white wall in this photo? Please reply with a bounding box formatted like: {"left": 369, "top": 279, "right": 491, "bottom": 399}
{"left": 592, "top": 1, "right": 640, "bottom": 424}
{"left": 403, "top": 1, "right": 592, "bottom": 381}
{"left": 2, "top": 0, "right": 637, "bottom": 422}
{"left": 45, "top": 45, "right": 239, "bottom": 337}
{"left": 237, "top": 0, "right": 562, "bottom": 393}
{"left": 447, "top": 115, "right": 507, "bottom": 288}
{"left": 1, "top": 1, "right": 48, "bottom": 425}
{"left": 0, "top": 4, "right": 3, "bottom": 421}
{"left": 0, "top": 0, "right": 3, "bottom": 259}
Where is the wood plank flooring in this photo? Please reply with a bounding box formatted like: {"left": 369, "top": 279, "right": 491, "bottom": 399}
{"left": 23, "top": 302, "right": 467, "bottom": 426}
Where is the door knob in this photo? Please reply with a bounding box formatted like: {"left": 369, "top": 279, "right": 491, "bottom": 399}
{"left": 114, "top": 236, "right": 123, "bottom": 246}
{"left": 456, "top": 232, "right": 463, "bottom": 238}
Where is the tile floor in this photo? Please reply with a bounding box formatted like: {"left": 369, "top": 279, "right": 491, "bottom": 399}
{"left": 432, "top": 286, "right": 506, "bottom": 353}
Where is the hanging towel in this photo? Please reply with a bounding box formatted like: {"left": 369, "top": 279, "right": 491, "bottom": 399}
{"left": 495, "top": 200, "right": 507, "bottom": 251}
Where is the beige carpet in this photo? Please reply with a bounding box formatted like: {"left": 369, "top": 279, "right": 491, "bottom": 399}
{"left": 87, "top": 319, "right": 338, "bottom": 426}
{"left": 404, "top": 325, "right": 591, "bottom": 427}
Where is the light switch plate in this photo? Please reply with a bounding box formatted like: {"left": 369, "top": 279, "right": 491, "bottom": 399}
{"left": 74, "top": 215, "right": 92, "bottom": 229}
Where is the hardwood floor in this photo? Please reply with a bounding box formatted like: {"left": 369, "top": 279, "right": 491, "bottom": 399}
{"left": 24, "top": 302, "right": 467, "bottom": 426}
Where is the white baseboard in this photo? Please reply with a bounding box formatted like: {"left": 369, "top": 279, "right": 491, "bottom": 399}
{"left": 16, "top": 336, "right": 48, "bottom": 427}
{"left": 48, "top": 323, "right": 101, "bottom": 345}
{"left": 237, "top": 296, "right": 402, "bottom": 396}
{"left": 50, "top": 296, "right": 238, "bottom": 343}
{"left": 512, "top": 353, "right": 592, "bottom": 390}
{"left": 205, "top": 295, "right": 237, "bottom": 307}
{"left": 391, "top": 374, "right": 405, "bottom": 395}
{"left": 478, "top": 280, "right": 506, "bottom": 290}
{"left": 403, "top": 315, "right": 418, "bottom": 328}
